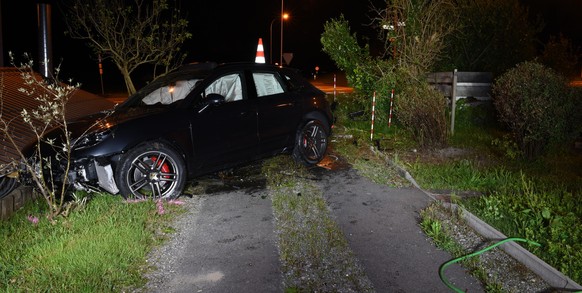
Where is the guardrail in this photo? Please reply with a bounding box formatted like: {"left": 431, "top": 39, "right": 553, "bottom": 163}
{"left": 427, "top": 70, "right": 493, "bottom": 135}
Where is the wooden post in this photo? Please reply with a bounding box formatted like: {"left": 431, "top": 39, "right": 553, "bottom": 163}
{"left": 450, "top": 69, "right": 458, "bottom": 135}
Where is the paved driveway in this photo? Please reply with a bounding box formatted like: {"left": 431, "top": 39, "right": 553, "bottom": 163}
{"left": 316, "top": 166, "right": 483, "bottom": 292}
{"left": 141, "top": 160, "right": 483, "bottom": 293}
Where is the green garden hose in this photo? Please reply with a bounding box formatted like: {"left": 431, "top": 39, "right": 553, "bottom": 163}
{"left": 439, "top": 237, "right": 541, "bottom": 292}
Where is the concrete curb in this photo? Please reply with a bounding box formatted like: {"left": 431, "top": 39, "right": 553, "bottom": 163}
{"left": 454, "top": 203, "right": 582, "bottom": 291}
{"left": 370, "top": 146, "right": 582, "bottom": 291}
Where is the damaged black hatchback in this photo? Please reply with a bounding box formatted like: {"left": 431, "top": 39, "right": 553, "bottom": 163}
{"left": 65, "top": 62, "right": 332, "bottom": 199}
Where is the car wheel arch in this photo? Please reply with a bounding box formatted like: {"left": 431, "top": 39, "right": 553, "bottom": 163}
{"left": 117, "top": 139, "right": 190, "bottom": 172}
{"left": 300, "top": 111, "right": 331, "bottom": 132}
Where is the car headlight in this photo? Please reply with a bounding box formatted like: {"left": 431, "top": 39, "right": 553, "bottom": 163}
{"left": 73, "top": 129, "right": 112, "bottom": 150}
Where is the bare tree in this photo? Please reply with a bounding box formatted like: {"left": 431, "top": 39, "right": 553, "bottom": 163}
{"left": 61, "top": 0, "right": 192, "bottom": 95}
{"left": 0, "top": 53, "right": 111, "bottom": 220}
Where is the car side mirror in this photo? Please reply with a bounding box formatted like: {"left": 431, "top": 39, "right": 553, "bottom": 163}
{"left": 198, "top": 93, "right": 225, "bottom": 113}
{"left": 206, "top": 93, "right": 225, "bottom": 105}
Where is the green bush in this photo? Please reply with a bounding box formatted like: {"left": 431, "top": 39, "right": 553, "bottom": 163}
{"left": 395, "top": 70, "right": 448, "bottom": 148}
{"left": 320, "top": 15, "right": 376, "bottom": 95}
{"left": 437, "top": 0, "right": 539, "bottom": 75}
{"left": 492, "top": 61, "right": 575, "bottom": 159}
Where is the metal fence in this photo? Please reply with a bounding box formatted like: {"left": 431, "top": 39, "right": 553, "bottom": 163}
{"left": 427, "top": 70, "right": 493, "bottom": 134}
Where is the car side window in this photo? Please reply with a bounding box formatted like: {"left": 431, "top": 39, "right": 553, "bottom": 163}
{"left": 142, "top": 79, "right": 199, "bottom": 105}
{"left": 252, "top": 72, "right": 285, "bottom": 97}
{"left": 204, "top": 73, "right": 243, "bottom": 102}
{"left": 281, "top": 73, "right": 303, "bottom": 92}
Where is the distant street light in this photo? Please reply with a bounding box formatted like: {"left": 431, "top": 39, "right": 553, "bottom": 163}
{"left": 269, "top": 11, "right": 289, "bottom": 65}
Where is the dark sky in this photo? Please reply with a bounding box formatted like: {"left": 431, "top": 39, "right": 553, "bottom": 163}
{"left": 0, "top": 0, "right": 580, "bottom": 93}
{"left": 183, "top": 0, "right": 379, "bottom": 69}
{"left": 522, "top": 0, "right": 582, "bottom": 43}
{"left": 0, "top": 0, "right": 380, "bottom": 92}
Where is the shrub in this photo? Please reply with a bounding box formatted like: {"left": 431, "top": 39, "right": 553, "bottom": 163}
{"left": 395, "top": 69, "right": 448, "bottom": 148}
{"left": 320, "top": 15, "right": 376, "bottom": 95}
{"left": 492, "top": 61, "right": 574, "bottom": 159}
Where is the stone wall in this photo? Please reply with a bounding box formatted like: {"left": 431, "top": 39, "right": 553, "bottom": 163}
{"left": 0, "top": 186, "right": 35, "bottom": 220}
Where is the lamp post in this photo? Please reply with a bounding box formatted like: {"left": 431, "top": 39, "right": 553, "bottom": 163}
{"left": 269, "top": 12, "right": 289, "bottom": 65}
{"left": 269, "top": 18, "right": 276, "bottom": 65}
{"left": 280, "top": 0, "right": 284, "bottom": 67}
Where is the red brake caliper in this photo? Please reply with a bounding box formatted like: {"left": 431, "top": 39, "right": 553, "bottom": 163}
{"left": 151, "top": 156, "right": 170, "bottom": 178}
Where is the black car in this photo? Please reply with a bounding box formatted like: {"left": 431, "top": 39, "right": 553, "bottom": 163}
{"left": 59, "top": 62, "right": 332, "bottom": 199}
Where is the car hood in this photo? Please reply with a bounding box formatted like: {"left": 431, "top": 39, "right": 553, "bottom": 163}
{"left": 67, "top": 106, "right": 168, "bottom": 138}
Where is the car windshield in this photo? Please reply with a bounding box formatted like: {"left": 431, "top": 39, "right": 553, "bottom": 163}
{"left": 142, "top": 79, "right": 201, "bottom": 105}
{"left": 118, "top": 62, "right": 217, "bottom": 109}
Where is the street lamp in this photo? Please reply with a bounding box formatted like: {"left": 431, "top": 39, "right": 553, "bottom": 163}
{"left": 269, "top": 12, "right": 289, "bottom": 65}
{"left": 280, "top": 0, "right": 284, "bottom": 67}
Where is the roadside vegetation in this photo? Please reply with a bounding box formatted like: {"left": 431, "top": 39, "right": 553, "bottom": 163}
{"left": 61, "top": 0, "right": 191, "bottom": 94}
{"left": 328, "top": 84, "right": 581, "bottom": 286}
{"left": 0, "top": 194, "right": 185, "bottom": 291}
{"left": 320, "top": 0, "right": 582, "bottom": 287}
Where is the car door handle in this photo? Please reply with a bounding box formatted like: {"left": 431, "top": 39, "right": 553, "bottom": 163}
{"left": 276, "top": 102, "right": 294, "bottom": 108}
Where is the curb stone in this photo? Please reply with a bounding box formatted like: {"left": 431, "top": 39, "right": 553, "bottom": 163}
{"left": 454, "top": 203, "right": 582, "bottom": 291}
{"left": 370, "top": 146, "right": 582, "bottom": 291}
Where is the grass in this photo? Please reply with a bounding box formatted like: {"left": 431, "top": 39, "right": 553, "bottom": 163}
{"left": 330, "top": 127, "right": 411, "bottom": 188}
{"left": 420, "top": 202, "right": 505, "bottom": 293}
{"left": 262, "top": 156, "right": 374, "bottom": 292}
{"left": 405, "top": 119, "right": 582, "bottom": 283}
{"left": 332, "top": 92, "right": 582, "bottom": 285}
{"left": 0, "top": 194, "right": 184, "bottom": 292}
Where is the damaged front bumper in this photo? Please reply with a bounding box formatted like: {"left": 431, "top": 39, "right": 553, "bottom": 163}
{"left": 69, "top": 157, "right": 120, "bottom": 194}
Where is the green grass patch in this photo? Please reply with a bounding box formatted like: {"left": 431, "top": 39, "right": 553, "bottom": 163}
{"left": 330, "top": 127, "right": 411, "bottom": 188}
{"left": 463, "top": 175, "right": 582, "bottom": 284}
{"left": 0, "top": 195, "right": 184, "bottom": 292}
{"left": 407, "top": 159, "right": 519, "bottom": 194}
{"left": 405, "top": 135, "right": 582, "bottom": 284}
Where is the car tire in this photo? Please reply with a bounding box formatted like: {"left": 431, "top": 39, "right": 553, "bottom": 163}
{"left": 115, "top": 142, "right": 186, "bottom": 200}
{"left": 292, "top": 119, "right": 329, "bottom": 166}
{"left": 0, "top": 176, "right": 19, "bottom": 199}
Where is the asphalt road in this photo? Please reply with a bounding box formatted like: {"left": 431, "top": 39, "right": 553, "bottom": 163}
{"left": 141, "top": 158, "right": 484, "bottom": 293}
{"left": 314, "top": 165, "right": 483, "bottom": 292}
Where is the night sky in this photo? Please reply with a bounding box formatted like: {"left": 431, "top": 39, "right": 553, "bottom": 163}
{"left": 1, "top": 0, "right": 580, "bottom": 93}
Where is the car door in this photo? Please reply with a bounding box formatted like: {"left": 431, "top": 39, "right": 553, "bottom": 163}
{"left": 252, "top": 70, "right": 302, "bottom": 154}
{"left": 190, "top": 72, "right": 259, "bottom": 169}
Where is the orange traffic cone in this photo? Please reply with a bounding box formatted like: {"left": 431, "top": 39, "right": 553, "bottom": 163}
{"left": 255, "top": 38, "right": 265, "bottom": 63}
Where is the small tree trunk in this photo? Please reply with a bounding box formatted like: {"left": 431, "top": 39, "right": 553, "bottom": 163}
{"left": 120, "top": 67, "right": 136, "bottom": 95}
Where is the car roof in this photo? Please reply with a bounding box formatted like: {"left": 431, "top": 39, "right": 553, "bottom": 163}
{"left": 121, "top": 62, "right": 294, "bottom": 107}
